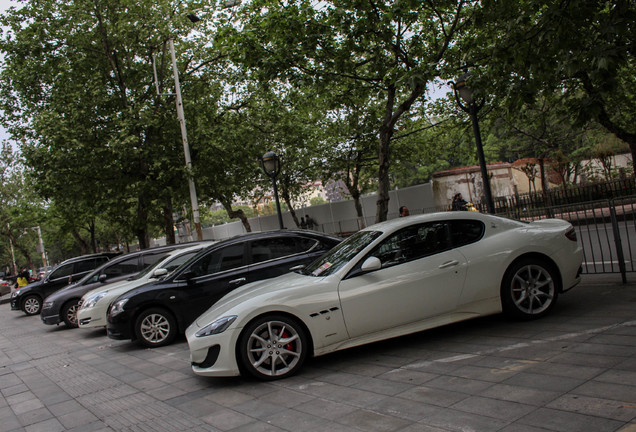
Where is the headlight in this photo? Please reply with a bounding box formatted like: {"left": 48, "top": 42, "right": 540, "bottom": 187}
{"left": 11, "top": 290, "right": 20, "bottom": 297}
{"left": 195, "top": 316, "right": 237, "bottom": 338}
{"left": 82, "top": 292, "right": 106, "bottom": 309}
{"left": 109, "top": 298, "right": 129, "bottom": 317}
{"left": 43, "top": 301, "right": 54, "bottom": 309}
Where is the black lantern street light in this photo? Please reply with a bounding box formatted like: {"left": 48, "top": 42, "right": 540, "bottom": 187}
{"left": 261, "top": 151, "right": 284, "bottom": 229}
{"left": 450, "top": 73, "right": 495, "bottom": 214}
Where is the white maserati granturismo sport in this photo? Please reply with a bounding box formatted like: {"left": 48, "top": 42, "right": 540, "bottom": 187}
{"left": 187, "top": 212, "right": 583, "bottom": 380}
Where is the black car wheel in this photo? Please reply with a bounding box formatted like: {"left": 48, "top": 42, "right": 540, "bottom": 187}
{"left": 23, "top": 295, "right": 42, "bottom": 316}
{"left": 62, "top": 300, "right": 79, "bottom": 328}
{"left": 501, "top": 259, "right": 560, "bottom": 320}
{"left": 238, "top": 315, "right": 307, "bottom": 380}
{"left": 134, "top": 308, "right": 177, "bottom": 348}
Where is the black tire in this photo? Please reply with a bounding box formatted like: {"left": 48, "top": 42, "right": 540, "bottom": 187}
{"left": 62, "top": 300, "right": 80, "bottom": 328}
{"left": 134, "top": 308, "right": 177, "bottom": 348}
{"left": 501, "top": 258, "right": 560, "bottom": 320}
{"left": 238, "top": 315, "right": 307, "bottom": 380}
{"left": 23, "top": 295, "right": 42, "bottom": 316}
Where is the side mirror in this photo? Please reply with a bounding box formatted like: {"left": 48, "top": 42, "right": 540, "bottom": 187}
{"left": 181, "top": 270, "right": 196, "bottom": 282}
{"left": 98, "top": 274, "right": 108, "bottom": 283}
{"left": 152, "top": 268, "right": 168, "bottom": 278}
{"left": 361, "top": 256, "right": 382, "bottom": 272}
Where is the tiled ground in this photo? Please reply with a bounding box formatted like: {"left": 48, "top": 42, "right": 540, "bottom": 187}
{"left": 1, "top": 274, "right": 635, "bottom": 431}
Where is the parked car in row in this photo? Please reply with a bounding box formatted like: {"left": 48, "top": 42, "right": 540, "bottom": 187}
{"left": 77, "top": 243, "right": 215, "bottom": 330}
{"left": 106, "top": 230, "right": 342, "bottom": 348}
{"left": 40, "top": 243, "right": 206, "bottom": 328}
{"left": 11, "top": 252, "right": 121, "bottom": 316}
{"left": 186, "top": 212, "right": 584, "bottom": 380}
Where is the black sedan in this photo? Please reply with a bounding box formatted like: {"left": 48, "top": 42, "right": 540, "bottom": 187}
{"left": 106, "top": 230, "right": 341, "bottom": 348}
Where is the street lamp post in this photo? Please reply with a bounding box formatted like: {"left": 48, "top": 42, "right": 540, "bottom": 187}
{"left": 261, "top": 151, "right": 284, "bottom": 230}
{"left": 450, "top": 73, "right": 495, "bottom": 214}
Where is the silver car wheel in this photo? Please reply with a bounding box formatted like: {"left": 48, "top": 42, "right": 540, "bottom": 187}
{"left": 63, "top": 301, "right": 79, "bottom": 327}
{"left": 510, "top": 264, "right": 555, "bottom": 315}
{"left": 23, "top": 296, "right": 41, "bottom": 315}
{"left": 245, "top": 319, "right": 304, "bottom": 378}
{"left": 140, "top": 313, "right": 171, "bottom": 343}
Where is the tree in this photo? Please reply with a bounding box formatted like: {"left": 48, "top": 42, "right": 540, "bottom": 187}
{"left": 467, "top": 0, "right": 636, "bottom": 170}
{"left": 221, "top": 0, "right": 473, "bottom": 222}
{"left": 0, "top": 0, "right": 199, "bottom": 249}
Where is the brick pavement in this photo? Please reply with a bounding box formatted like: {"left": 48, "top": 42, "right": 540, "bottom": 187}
{"left": 1, "top": 274, "right": 635, "bottom": 432}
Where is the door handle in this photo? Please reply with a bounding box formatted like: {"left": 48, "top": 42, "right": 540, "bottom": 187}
{"left": 439, "top": 260, "right": 459, "bottom": 269}
{"left": 229, "top": 277, "right": 247, "bottom": 286}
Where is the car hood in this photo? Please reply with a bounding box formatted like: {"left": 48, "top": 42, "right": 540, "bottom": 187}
{"left": 85, "top": 276, "right": 153, "bottom": 301}
{"left": 194, "top": 271, "right": 317, "bottom": 328}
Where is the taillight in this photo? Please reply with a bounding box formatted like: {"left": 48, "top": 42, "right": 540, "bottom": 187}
{"left": 565, "top": 228, "right": 577, "bottom": 242}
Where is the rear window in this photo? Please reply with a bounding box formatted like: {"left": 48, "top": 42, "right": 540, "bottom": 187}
{"left": 449, "top": 220, "right": 484, "bottom": 247}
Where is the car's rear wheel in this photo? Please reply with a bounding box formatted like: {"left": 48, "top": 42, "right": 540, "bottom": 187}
{"left": 238, "top": 315, "right": 307, "bottom": 380}
{"left": 23, "top": 295, "right": 42, "bottom": 315}
{"left": 62, "top": 300, "right": 79, "bottom": 328}
{"left": 502, "top": 259, "right": 559, "bottom": 319}
{"left": 134, "top": 308, "right": 177, "bottom": 348}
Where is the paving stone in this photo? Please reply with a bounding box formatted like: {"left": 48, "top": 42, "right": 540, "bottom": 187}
{"left": 517, "top": 407, "right": 624, "bottom": 432}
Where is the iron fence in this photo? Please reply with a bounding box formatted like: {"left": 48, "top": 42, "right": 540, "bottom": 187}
{"left": 498, "top": 196, "right": 636, "bottom": 282}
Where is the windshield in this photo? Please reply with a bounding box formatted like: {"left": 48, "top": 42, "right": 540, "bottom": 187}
{"left": 129, "top": 249, "right": 201, "bottom": 280}
{"left": 304, "top": 230, "right": 382, "bottom": 277}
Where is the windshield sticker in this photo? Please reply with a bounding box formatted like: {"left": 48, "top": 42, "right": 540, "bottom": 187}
{"left": 311, "top": 262, "right": 332, "bottom": 276}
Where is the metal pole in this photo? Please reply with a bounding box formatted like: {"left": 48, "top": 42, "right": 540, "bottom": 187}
{"left": 271, "top": 178, "right": 284, "bottom": 229}
{"left": 169, "top": 39, "right": 203, "bottom": 241}
{"left": 470, "top": 104, "right": 495, "bottom": 214}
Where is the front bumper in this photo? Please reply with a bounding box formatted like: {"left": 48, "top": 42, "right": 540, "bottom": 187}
{"left": 106, "top": 312, "right": 133, "bottom": 340}
{"left": 41, "top": 311, "right": 61, "bottom": 325}
{"left": 186, "top": 326, "right": 241, "bottom": 377}
{"left": 10, "top": 298, "right": 20, "bottom": 310}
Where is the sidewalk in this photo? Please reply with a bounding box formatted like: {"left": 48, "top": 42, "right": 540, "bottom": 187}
{"left": 1, "top": 273, "right": 635, "bottom": 431}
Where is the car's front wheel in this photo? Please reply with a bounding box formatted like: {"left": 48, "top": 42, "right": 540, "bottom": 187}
{"left": 238, "top": 315, "right": 308, "bottom": 380}
{"left": 502, "top": 259, "right": 560, "bottom": 319}
{"left": 134, "top": 308, "right": 177, "bottom": 348}
{"left": 23, "top": 295, "right": 42, "bottom": 315}
{"left": 62, "top": 300, "right": 79, "bottom": 328}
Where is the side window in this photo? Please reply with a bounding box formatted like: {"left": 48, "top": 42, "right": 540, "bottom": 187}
{"left": 141, "top": 252, "right": 170, "bottom": 268}
{"left": 164, "top": 251, "right": 199, "bottom": 273}
{"left": 103, "top": 256, "right": 140, "bottom": 277}
{"left": 188, "top": 244, "right": 246, "bottom": 278}
{"left": 49, "top": 263, "right": 74, "bottom": 280}
{"left": 250, "top": 237, "right": 316, "bottom": 264}
{"left": 74, "top": 259, "right": 99, "bottom": 274}
{"left": 449, "top": 220, "right": 485, "bottom": 247}
{"left": 368, "top": 222, "right": 450, "bottom": 268}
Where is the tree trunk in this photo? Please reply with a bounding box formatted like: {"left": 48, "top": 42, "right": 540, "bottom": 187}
{"left": 222, "top": 200, "right": 251, "bottom": 232}
{"left": 280, "top": 182, "right": 299, "bottom": 228}
{"left": 539, "top": 157, "right": 553, "bottom": 218}
{"left": 71, "top": 230, "right": 89, "bottom": 255}
{"left": 163, "top": 196, "right": 176, "bottom": 245}
{"left": 136, "top": 194, "right": 149, "bottom": 249}
{"left": 89, "top": 219, "right": 97, "bottom": 252}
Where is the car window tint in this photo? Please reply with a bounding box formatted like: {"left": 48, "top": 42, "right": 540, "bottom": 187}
{"left": 250, "top": 237, "right": 316, "bottom": 264}
{"left": 163, "top": 251, "right": 199, "bottom": 273}
{"left": 369, "top": 222, "right": 450, "bottom": 268}
{"left": 103, "top": 256, "right": 139, "bottom": 276}
{"left": 190, "top": 244, "right": 245, "bottom": 277}
{"left": 142, "top": 252, "right": 171, "bottom": 268}
{"left": 450, "top": 220, "right": 485, "bottom": 247}
{"left": 49, "top": 263, "right": 74, "bottom": 279}
{"left": 74, "top": 259, "right": 100, "bottom": 274}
